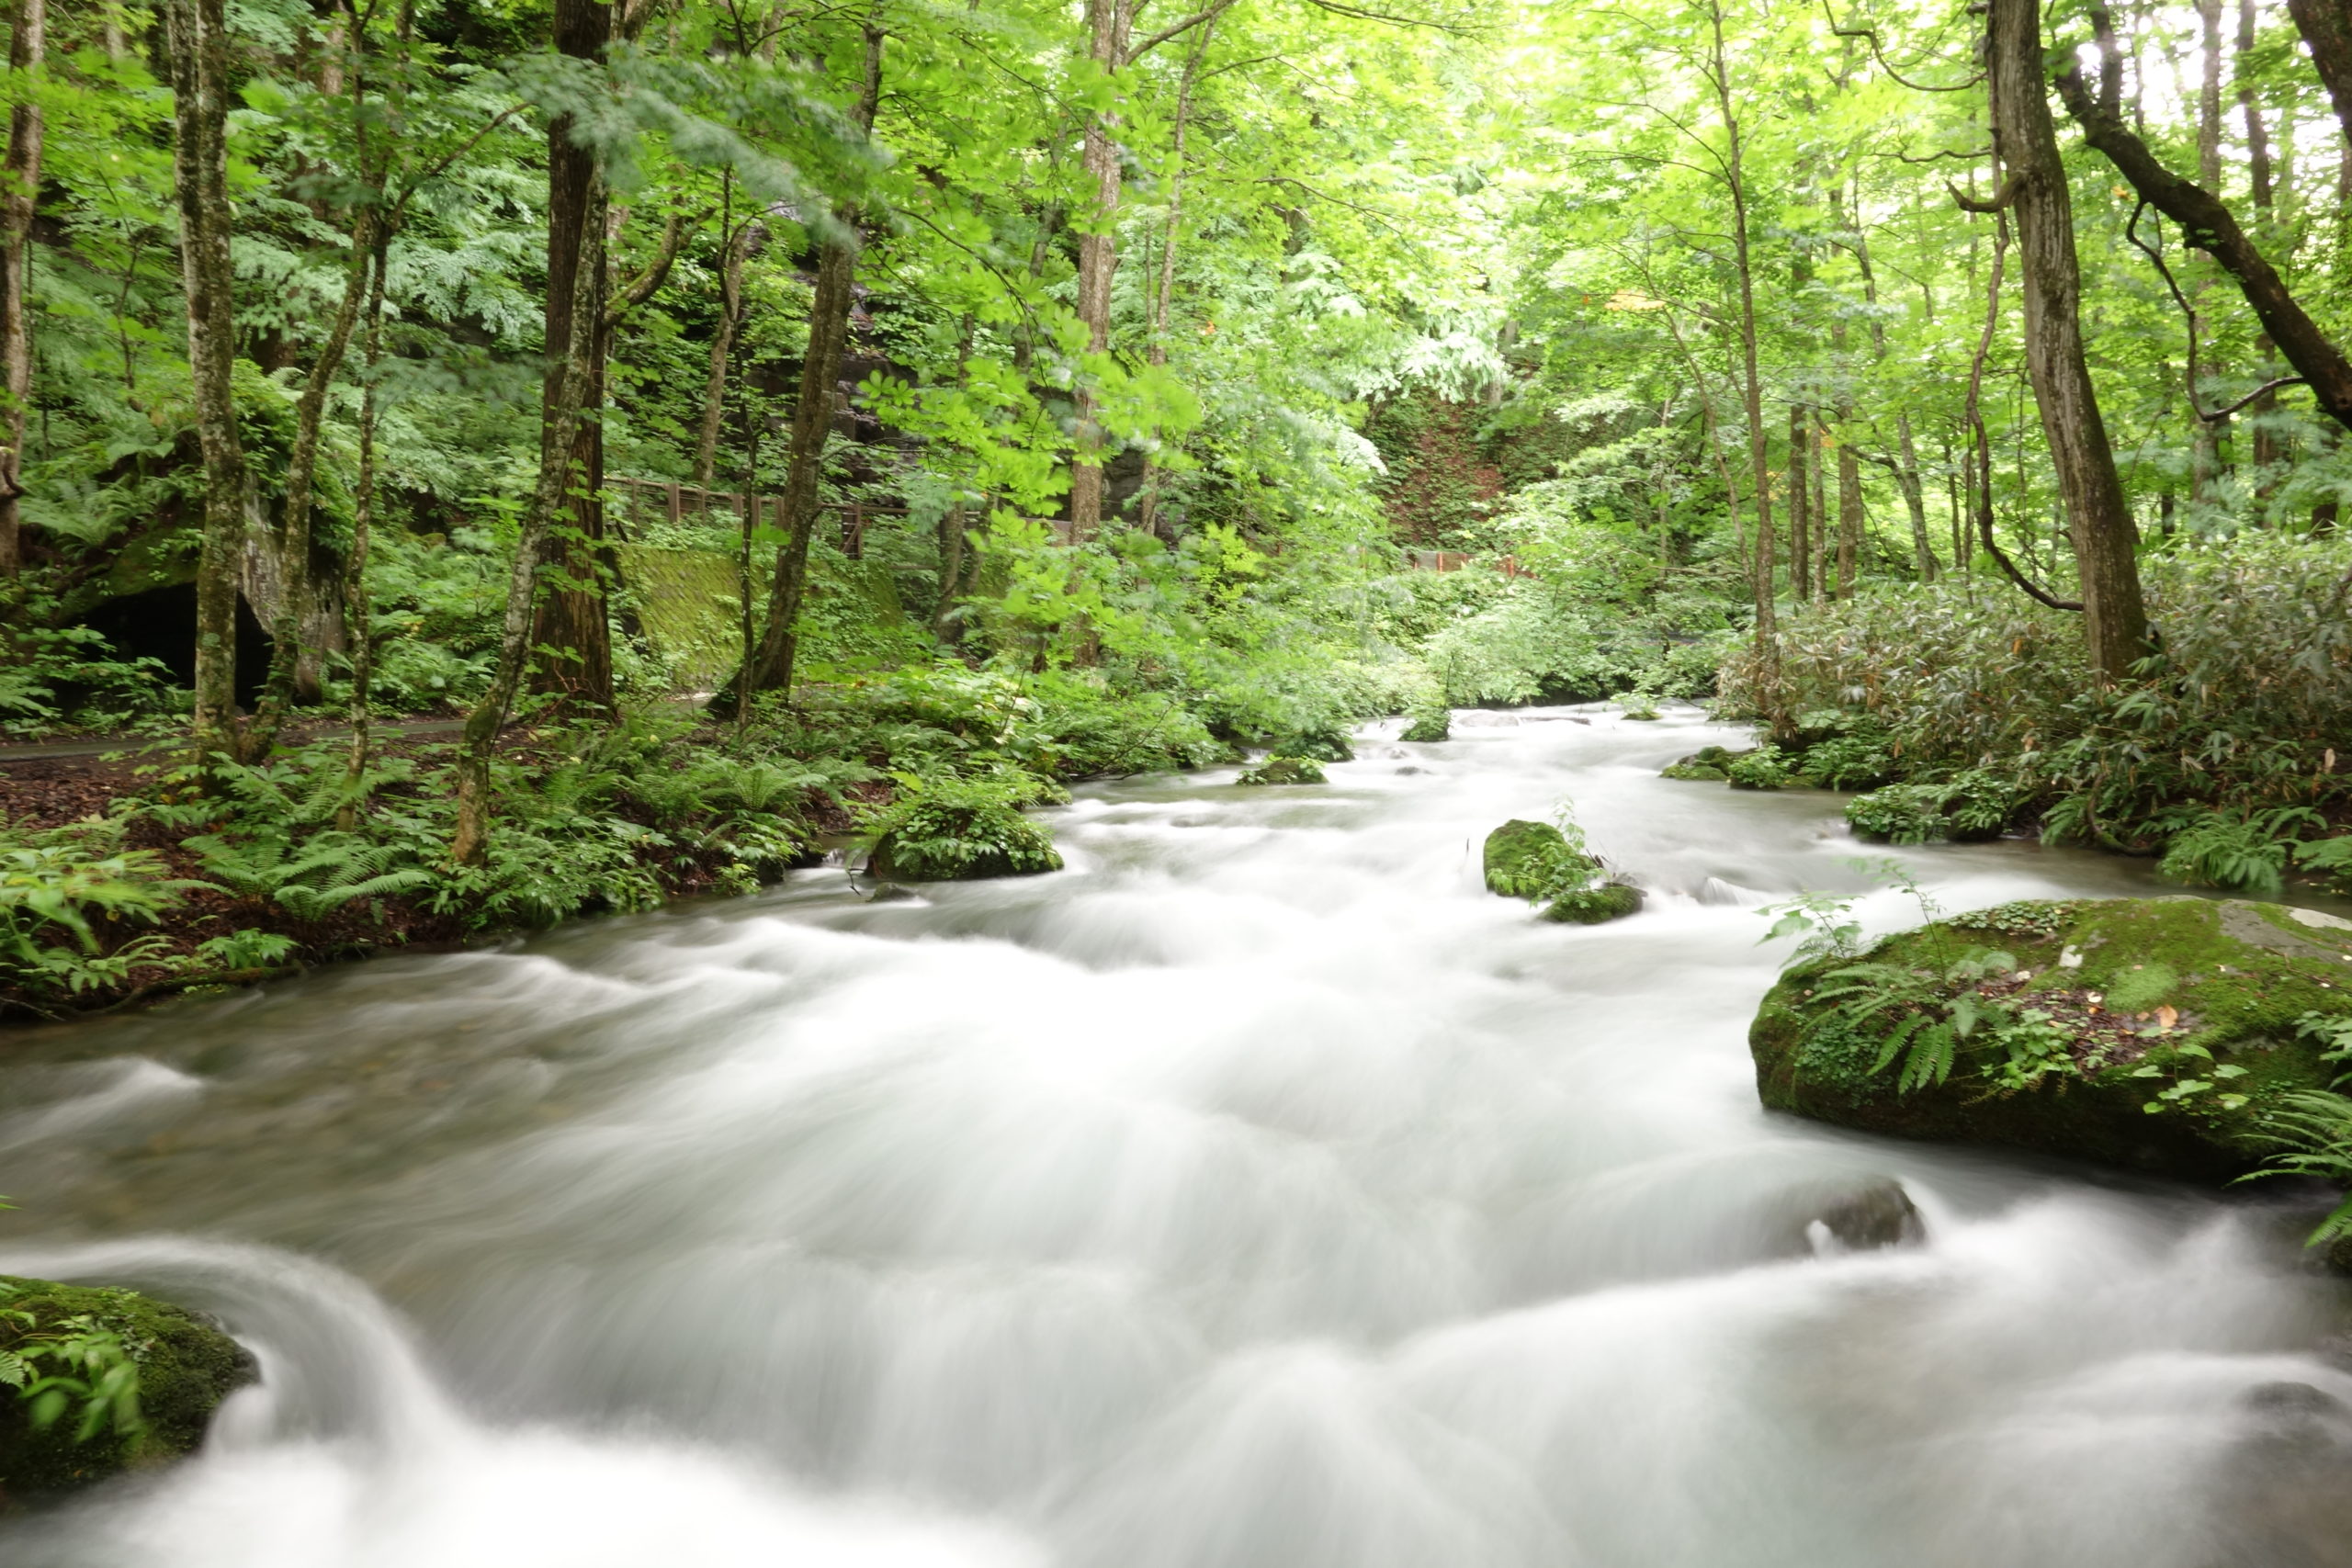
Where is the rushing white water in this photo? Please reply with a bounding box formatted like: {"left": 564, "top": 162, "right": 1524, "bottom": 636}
{"left": 4, "top": 706, "right": 2350, "bottom": 1567}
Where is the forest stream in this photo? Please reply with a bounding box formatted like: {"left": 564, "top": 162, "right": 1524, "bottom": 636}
{"left": 2, "top": 707, "right": 2347, "bottom": 1568}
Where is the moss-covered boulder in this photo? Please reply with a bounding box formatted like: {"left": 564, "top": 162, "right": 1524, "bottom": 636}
{"left": 0, "top": 1277, "right": 255, "bottom": 1506}
{"left": 1661, "top": 745, "right": 1743, "bottom": 783}
{"left": 1485, "top": 819, "right": 1576, "bottom": 895}
{"left": 1750, "top": 897, "right": 2352, "bottom": 1182}
{"left": 1400, "top": 709, "right": 1451, "bottom": 743}
{"left": 1238, "top": 756, "right": 1326, "bottom": 786}
{"left": 1484, "top": 820, "right": 1641, "bottom": 925}
{"left": 1542, "top": 882, "right": 1645, "bottom": 924}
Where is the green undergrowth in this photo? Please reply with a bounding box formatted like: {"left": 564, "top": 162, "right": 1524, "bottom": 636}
{"left": 1750, "top": 894, "right": 2352, "bottom": 1185}
{"left": 1715, "top": 537, "right": 2352, "bottom": 890}
{"left": 0, "top": 1273, "right": 254, "bottom": 1504}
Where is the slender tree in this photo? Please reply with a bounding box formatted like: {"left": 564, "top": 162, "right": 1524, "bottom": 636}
{"left": 0, "top": 0, "right": 43, "bottom": 581}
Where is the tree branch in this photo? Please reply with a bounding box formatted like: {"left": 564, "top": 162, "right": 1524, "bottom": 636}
{"left": 605, "top": 205, "right": 708, "bottom": 328}
{"left": 2054, "top": 63, "right": 2352, "bottom": 430}
{"left": 1817, "top": 0, "right": 1983, "bottom": 91}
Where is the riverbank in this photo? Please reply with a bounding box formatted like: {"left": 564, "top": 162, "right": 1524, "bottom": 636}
{"left": 0, "top": 665, "right": 1267, "bottom": 1024}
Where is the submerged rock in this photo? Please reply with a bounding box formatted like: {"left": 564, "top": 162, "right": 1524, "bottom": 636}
{"left": 0, "top": 1276, "right": 254, "bottom": 1506}
{"left": 1749, "top": 897, "right": 2352, "bottom": 1183}
{"left": 1238, "top": 756, "right": 1326, "bottom": 786}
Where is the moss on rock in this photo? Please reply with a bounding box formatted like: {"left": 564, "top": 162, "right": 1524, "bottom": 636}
{"left": 1400, "top": 710, "right": 1451, "bottom": 743}
{"left": 0, "top": 1277, "right": 255, "bottom": 1506}
{"left": 1661, "top": 761, "right": 1730, "bottom": 782}
{"left": 1749, "top": 897, "right": 2352, "bottom": 1182}
{"left": 1238, "top": 756, "right": 1326, "bottom": 786}
{"left": 1484, "top": 819, "right": 1574, "bottom": 895}
{"left": 1543, "top": 882, "right": 1644, "bottom": 924}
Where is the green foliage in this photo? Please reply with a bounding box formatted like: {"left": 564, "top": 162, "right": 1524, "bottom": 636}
{"left": 0, "top": 1285, "right": 145, "bottom": 1446}
{"left": 0, "top": 817, "right": 199, "bottom": 1004}
{"left": 1238, "top": 756, "right": 1326, "bottom": 785}
{"left": 1725, "top": 748, "right": 1791, "bottom": 791}
{"left": 2156, "top": 807, "right": 2329, "bottom": 897}
{"left": 1400, "top": 706, "right": 1451, "bottom": 742}
{"left": 1757, "top": 889, "right": 1866, "bottom": 964}
{"left": 1795, "top": 732, "right": 1896, "bottom": 790}
{"left": 0, "top": 624, "right": 183, "bottom": 739}
{"left": 1845, "top": 784, "right": 1951, "bottom": 845}
{"left": 859, "top": 767, "right": 1064, "bottom": 881}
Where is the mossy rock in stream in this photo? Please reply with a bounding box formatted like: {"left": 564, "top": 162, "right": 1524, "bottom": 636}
{"left": 0, "top": 1276, "right": 255, "bottom": 1506}
{"left": 1542, "top": 882, "right": 1645, "bottom": 924}
{"left": 866, "top": 808, "right": 1063, "bottom": 880}
{"left": 1484, "top": 820, "right": 1643, "bottom": 925}
{"left": 1749, "top": 897, "right": 2352, "bottom": 1184}
{"left": 1661, "top": 745, "right": 1745, "bottom": 783}
{"left": 1238, "top": 756, "right": 1326, "bottom": 786}
{"left": 1400, "top": 709, "right": 1451, "bottom": 743}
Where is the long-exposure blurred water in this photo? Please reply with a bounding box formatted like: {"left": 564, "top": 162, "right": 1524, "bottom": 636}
{"left": 4, "top": 706, "right": 2349, "bottom": 1567}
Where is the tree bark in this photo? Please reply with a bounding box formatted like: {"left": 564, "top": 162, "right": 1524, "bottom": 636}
{"left": 2288, "top": 0, "right": 2352, "bottom": 149}
{"left": 1705, "top": 0, "right": 1774, "bottom": 648}
{"left": 735, "top": 22, "right": 884, "bottom": 707}
{"left": 1135, "top": 10, "right": 1216, "bottom": 539}
{"left": 167, "top": 0, "right": 253, "bottom": 763}
{"left": 1067, "top": 0, "right": 1136, "bottom": 540}
{"left": 1786, "top": 401, "right": 1809, "bottom": 598}
{"left": 1843, "top": 202, "right": 1936, "bottom": 579}
{"left": 693, "top": 203, "right": 756, "bottom": 487}
{"left": 449, "top": 171, "right": 603, "bottom": 865}
{"left": 1988, "top": 0, "right": 2148, "bottom": 679}
{"left": 525, "top": 0, "right": 616, "bottom": 716}
{"left": 0, "top": 0, "right": 44, "bottom": 581}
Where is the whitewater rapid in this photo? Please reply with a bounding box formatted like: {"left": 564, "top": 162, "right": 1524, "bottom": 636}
{"left": 3, "top": 706, "right": 2347, "bottom": 1567}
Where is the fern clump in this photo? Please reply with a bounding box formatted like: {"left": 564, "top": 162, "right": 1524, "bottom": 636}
{"left": 860, "top": 768, "right": 1065, "bottom": 881}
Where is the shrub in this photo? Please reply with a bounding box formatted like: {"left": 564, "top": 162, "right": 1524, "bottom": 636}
{"left": 1795, "top": 732, "right": 1897, "bottom": 790}
{"left": 1846, "top": 784, "right": 1951, "bottom": 845}
{"left": 1400, "top": 707, "right": 1451, "bottom": 742}
{"left": 1, "top": 817, "right": 198, "bottom": 1006}
{"left": 2156, "top": 807, "right": 2329, "bottom": 897}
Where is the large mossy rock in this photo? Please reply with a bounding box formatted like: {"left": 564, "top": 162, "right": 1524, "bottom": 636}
{"left": 1238, "top": 755, "right": 1326, "bottom": 786}
{"left": 1484, "top": 819, "right": 1576, "bottom": 895}
{"left": 866, "top": 807, "right": 1063, "bottom": 880}
{"left": 0, "top": 1277, "right": 255, "bottom": 1506}
{"left": 1750, "top": 897, "right": 2352, "bottom": 1182}
{"left": 1484, "top": 820, "right": 1642, "bottom": 925}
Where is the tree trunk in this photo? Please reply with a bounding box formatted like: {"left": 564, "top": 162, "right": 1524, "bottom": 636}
{"left": 1988, "top": 0, "right": 2149, "bottom": 679}
{"left": 1810, "top": 412, "right": 1827, "bottom": 600}
{"left": 1786, "top": 401, "right": 1809, "bottom": 599}
{"left": 1068, "top": 0, "right": 1136, "bottom": 540}
{"left": 0, "top": 0, "right": 44, "bottom": 581}
{"left": 449, "top": 172, "right": 604, "bottom": 866}
{"left": 167, "top": 0, "right": 252, "bottom": 763}
{"left": 525, "top": 0, "right": 616, "bottom": 716}
{"left": 734, "top": 23, "right": 884, "bottom": 708}
{"left": 340, "top": 240, "right": 389, "bottom": 817}
{"left": 1705, "top": 0, "right": 1775, "bottom": 647}
{"left": 1135, "top": 11, "right": 1216, "bottom": 539}
{"left": 244, "top": 208, "right": 375, "bottom": 745}
{"left": 2287, "top": 0, "right": 2352, "bottom": 149}
{"left": 1844, "top": 201, "right": 1936, "bottom": 579}
{"left": 693, "top": 196, "right": 754, "bottom": 486}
